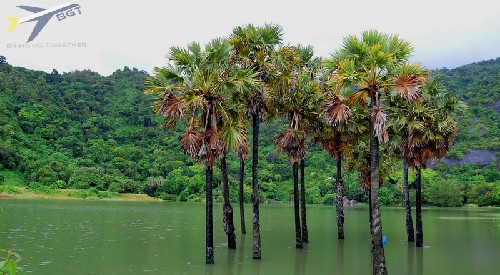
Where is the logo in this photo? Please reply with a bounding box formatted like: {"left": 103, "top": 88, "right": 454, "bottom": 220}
{"left": 7, "top": 3, "right": 82, "bottom": 43}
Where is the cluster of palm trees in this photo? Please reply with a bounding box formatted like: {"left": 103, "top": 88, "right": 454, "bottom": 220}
{"left": 145, "top": 25, "right": 458, "bottom": 275}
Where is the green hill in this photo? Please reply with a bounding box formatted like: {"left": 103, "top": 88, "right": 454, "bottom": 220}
{"left": 0, "top": 56, "right": 498, "bottom": 206}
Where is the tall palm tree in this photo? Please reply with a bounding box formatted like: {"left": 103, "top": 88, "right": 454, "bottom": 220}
{"left": 390, "top": 75, "right": 460, "bottom": 247}
{"left": 219, "top": 110, "right": 249, "bottom": 248}
{"left": 271, "top": 45, "right": 322, "bottom": 248}
{"left": 145, "top": 38, "right": 257, "bottom": 264}
{"left": 386, "top": 109, "right": 415, "bottom": 243}
{"left": 229, "top": 24, "right": 283, "bottom": 259}
{"left": 320, "top": 86, "right": 363, "bottom": 239}
{"left": 323, "top": 30, "right": 427, "bottom": 275}
{"left": 237, "top": 139, "right": 250, "bottom": 234}
{"left": 312, "top": 125, "right": 348, "bottom": 239}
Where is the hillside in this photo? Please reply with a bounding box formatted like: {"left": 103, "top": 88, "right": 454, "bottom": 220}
{"left": 0, "top": 56, "right": 498, "bottom": 206}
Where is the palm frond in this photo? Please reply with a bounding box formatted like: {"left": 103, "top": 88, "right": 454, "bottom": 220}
{"left": 373, "top": 106, "right": 389, "bottom": 143}
{"left": 179, "top": 128, "right": 203, "bottom": 158}
{"left": 275, "top": 129, "right": 307, "bottom": 163}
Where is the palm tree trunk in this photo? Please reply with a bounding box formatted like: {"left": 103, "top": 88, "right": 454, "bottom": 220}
{"left": 369, "top": 189, "right": 373, "bottom": 251}
{"left": 334, "top": 155, "right": 344, "bottom": 239}
{"left": 404, "top": 161, "right": 415, "bottom": 242}
{"left": 293, "top": 161, "right": 303, "bottom": 248}
{"left": 251, "top": 113, "right": 261, "bottom": 259}
{"left": 205, "top": 166, "right": 214, "bottom": 264}
{"left": 415, "top": 166, "right": 423, "bottom": 247}
{"left": 369, "top": 92, "right": 388, "bottom": 275}
{"left": 239, "top": 156, "right": 246, "bottom": 234}
{"left": 221, "top": 155, "right": 236, "bottom": 249}
{"left": 300, "top": 159, "right": 308, "bottom": 243}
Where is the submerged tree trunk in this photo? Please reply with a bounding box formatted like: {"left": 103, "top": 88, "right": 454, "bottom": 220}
{"left": 334, "top": 154, "right": 344, "bottom": 239}
{"left": 300, "top": 159, "right": 308, "bottom": 243}
{"left": 293, "top": 161, "right": 303, "bottom": 248}
{"left": 251, "top": 113, "right": 261, "bottom": 259}
{"left": 404, "top": 162, "right": 415, "bottom": 242}
{"left": 205, "top": 166, "right": 214, "bottom": 264}
{"left": 369, "top": 93, "right": 388, "bottom": 275}
{"left": 415, "top": 166, "right": 423, "bottom": 247}
{"left": 369, "top": 188, "right": 373, "bottom": 251}
{"left": 221, "top": 156, "right": 236, "bottom": 249}
{"left": 239, "top": 156, "right": 246, "bottom": 234}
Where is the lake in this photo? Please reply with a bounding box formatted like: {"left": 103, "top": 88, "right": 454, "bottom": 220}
{"left": 1, "top": 199, "right": 499, "bottom": 274}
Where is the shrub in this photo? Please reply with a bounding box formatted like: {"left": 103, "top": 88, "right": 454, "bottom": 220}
{"left": 379, "top": 184, "right": 403, "bottom": 206}
{"left": 322, "top": 193, "right": 335, "bottom": 205}
{"left": 28, "top": 182, "right": 55, "bottom": 194}
{"left": 51, "top": 180, "right": 67, "bottom": 189}
{"left": 0, "top": 185, "right": 21, "bottom": 195}
{"left": 426, "top": 178, "right": 463, "bottom": 207}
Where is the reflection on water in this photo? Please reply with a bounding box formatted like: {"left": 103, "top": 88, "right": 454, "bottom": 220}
{"left": 293, "top": 246, "right": 306, "bottom": 275}
{"left": 416, "top": 247, "right": 424, "bottom": 275}
{"left": 0, "top": 200, "right": 499, "bottom": 274}
{"left": 336, "top": 240, "right": 344, "bottom": 275}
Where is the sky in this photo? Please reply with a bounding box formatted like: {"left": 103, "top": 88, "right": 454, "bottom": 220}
{"left": 1, "top": 0, "right": 499, "bottom": 76}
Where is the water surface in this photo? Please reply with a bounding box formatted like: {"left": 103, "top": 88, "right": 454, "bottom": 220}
{"left": 1, "top": 199, "right": 499, "bottom": 274}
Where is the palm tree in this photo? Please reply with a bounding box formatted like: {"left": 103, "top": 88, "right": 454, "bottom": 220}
{"left": 312, "top": 124, "right": 348, "bottom": 239}
{"left": 237, "top": 139, "right": 250, "bottom": 234}
{"left": 323, "top": 30, "right": 427, "bottom": 275}
{"left": 145, "top": 38, "right": 257, "bottom": 264}
{"left": 391, "top": 75, "right": 460, "bottom": 247}
{"left": 219, "top": 109, "right": 251, "bottom": 246}
{"left": 386, "top": 109, "right": 415, "bottom": 243}
{"left": 229, "top": 24, "right": 283, "bottom": 259}
{"left": 271, "top": 45, "right": 322, "bottom": 248}
{"left": 320, "top": 86, "right": 362, "bottom": 239}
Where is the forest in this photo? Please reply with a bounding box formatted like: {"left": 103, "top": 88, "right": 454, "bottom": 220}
{"left": 0, "top": 51, "right": 498, "bottom": 208}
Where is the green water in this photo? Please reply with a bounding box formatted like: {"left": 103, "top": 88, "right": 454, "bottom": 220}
{"left": 0, "top": 199, "right": 499, "bottom": 274}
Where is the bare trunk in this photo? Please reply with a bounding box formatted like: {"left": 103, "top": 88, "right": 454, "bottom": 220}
{"left": 334, "top": 154, "right": 345, "bottom": 239}
{"left": 415, "top": 166, "right": 423, "bottom": 247}
{"left": 404, "top": 161, "right": 415, "bottom": 242}
{"left": 369, "top": 92, "right": 388, "bottom": 275}
{"left": 221, "top": 156, "right": 236, "bottom": 249}
{"left": 369, "top": 189, "right": 373, "bottom": 251}
{"left": 251, "top": 113, "right": 261, "bottom": 259}
{"left": 300, "top": 159, "right": 308, "bottom": 243}
{"left": 205, "top": 166, "right": 214, "bottom": 264}
{"left": 239, "top": 156, "right": 246, "bottom": 234}
{"left": 293, "top": 161, "right": 303, "bottom": 248}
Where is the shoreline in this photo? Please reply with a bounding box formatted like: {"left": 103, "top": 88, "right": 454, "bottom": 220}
{"left": 0, "top": 186, "right": 162, "bottom": 202}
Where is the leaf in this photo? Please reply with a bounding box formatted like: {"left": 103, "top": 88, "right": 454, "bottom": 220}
{"left": 395, "top": 74, "right": 425, "bottom": 101}
{"left": 323, "top": 95, "right": 351, "bottom": 126}
{"left": 373, "top": 106, "right": 389, "bottom": 143}
{"left": 5, "top": 261, "right": 17, "bottom": 275}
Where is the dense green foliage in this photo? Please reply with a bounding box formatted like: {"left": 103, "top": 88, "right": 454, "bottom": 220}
{"left": 0, "top": 57, "right": 498, "bottom": 206}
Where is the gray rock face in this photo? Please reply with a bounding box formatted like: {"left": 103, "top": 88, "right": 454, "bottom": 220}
{"left": 429, "top": 149, "right": 498, "bottom": 167}
{"left": 343, "top": 197, "right": 358, "bottom": 206}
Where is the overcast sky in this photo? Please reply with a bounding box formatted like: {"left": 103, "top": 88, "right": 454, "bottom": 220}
{"left": 1, "top": 0, "right": 499, "bottom": 75}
